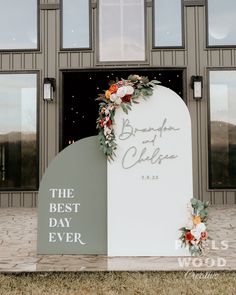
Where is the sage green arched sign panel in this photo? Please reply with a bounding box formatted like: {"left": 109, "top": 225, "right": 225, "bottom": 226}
{"left": 37, "top": 136, "right": 107, "bottom": 254}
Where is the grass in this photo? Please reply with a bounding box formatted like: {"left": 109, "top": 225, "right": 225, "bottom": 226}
{"left": 0, "top": 272, "right": 236, "bottom": 295}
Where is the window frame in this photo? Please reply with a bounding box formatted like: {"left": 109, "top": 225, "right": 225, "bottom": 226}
{"left": 152, "top": 0, "right": 185, "bottom": 49}
{"left": 206, "top": 0, "right": 236, "bottom": 48}
{"left": 60, "top": 0, "right": 92, "bottom": 51}
{"left": 96, "top": 0, "right": 148, "bottom": 64}
{"left": 207, "top": 68, "right": 236, "bottom": 191}
{"left": 0, "top": 71, "right": 39, "bottom": 192}
{"left": 0, "top": 0, "right": 40, "bottom": 52}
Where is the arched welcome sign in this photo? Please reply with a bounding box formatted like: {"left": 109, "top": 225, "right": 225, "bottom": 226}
{"left": 37, "top": 85, "right": 192, "bottom": 256}
{"left": 108, "top": 85, "right": 192, "bottom": 256}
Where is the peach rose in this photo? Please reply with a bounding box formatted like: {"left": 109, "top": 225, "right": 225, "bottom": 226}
{"left": 105, "top": 90, "right": 111, "bottom": 100}
{"left": 192, "top": 215, "right": 201, "bottom": 225}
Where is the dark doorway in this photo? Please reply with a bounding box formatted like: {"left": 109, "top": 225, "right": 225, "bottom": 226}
{"left": 61, "top": 69, "right": 184, "bottom": 149}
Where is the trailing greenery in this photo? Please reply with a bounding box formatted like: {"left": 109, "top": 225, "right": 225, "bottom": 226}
{"left": 96, "top": 74, "right": 160, "bottom": 160}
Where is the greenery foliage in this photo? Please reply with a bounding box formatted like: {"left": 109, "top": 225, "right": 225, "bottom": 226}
{"left": 96, "top": 75, "right": 160, "bottom": 160}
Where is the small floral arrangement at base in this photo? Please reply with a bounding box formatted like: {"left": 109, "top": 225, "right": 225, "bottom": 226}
{"left": 179, "top": 198, "right": 209, "bottom": 256}
{"left": 96, "top": 75, "right": 160, "bottom": 160}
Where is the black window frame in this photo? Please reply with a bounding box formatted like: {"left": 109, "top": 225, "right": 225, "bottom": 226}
{"left": 0, "top": 0, "right": 40, "bottom": 52}
{"left": 207, "top": 68, "right": 236, "bottom": 191}
{"left": 60, "top": 0, "right": 92, "bottom": 51}
{"left": 97, "top": 0, "right": 147, "bottom": 64}
{"left": 206, "top": 0, "right": 236, "bottom": 48}
{"left": 152, "top": 0, "right": 185, "bottom": 49}
{"left": 0, "top": 71, "right": 39, "bottom": 192}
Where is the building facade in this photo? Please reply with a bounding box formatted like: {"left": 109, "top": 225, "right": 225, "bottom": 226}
{"left": 0, "top": 0, "right": 236, "bottom": 207}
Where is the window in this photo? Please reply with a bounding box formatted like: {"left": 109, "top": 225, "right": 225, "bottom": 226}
{"left": 153, "top": 0, "right": 183, "bottom": 47}
{"left": 99, "top": 0, "right": 145, "bottom": 62}
{"left": 0, "top": 0, "right": 38, "bottom": 50}
{"left": 208, "top": 70, "right": 236, "bottom": 189}
{"left": 62, "top": 0, "right": 90, "bottom": 49}
{"left": 207, "top": 0, "right": 236, "bottom": 47}
{"left": 0, "top": 74, "right": 38, "bottom": 190}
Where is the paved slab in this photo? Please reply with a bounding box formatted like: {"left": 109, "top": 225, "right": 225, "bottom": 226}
{"left": 0, "top": 206, "right": 235, "bottom": 272}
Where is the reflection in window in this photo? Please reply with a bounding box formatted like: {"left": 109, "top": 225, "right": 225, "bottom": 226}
{"left": 154, "top": 0, "right": 182, "bottom": 47}
{"left": 0, "top": 74, "right": 38, "bottom": 190}
{"left": 209, "top": 71, "right": 236, "bottom": 189}
{"left": 207, "top": 0, "right": 236, "bottom": 46}
{"left": 0, "top": 0, "right": 38, "bottom": 50}
{"left": 62, "top": 0, "right": 90, "bottom": 49}
{"left": 99, "top": 0, "right": 145, "bottom": 61}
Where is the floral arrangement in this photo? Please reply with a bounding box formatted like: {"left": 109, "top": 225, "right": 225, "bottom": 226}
{"left": 96, "top": 75, "right": 160, "bottom": 160}
{"left": 179, "top": 198, "right": 209, "bottom": 256}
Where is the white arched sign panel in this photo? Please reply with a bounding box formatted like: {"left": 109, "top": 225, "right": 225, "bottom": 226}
{"left": 108, "top": 85, "right": 193, "bottom": 256}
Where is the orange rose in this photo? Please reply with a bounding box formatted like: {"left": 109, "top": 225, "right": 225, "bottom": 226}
{"left": 192, "top": 215, "right": 201, "bottom": 225}
{"left": 109, "top": 84, "right": 118, "bottom": 94}
{"left": 105, "top": 90, "right": 111, "bottom": 100}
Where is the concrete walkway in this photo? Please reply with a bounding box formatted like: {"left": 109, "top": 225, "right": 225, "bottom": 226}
{"left": 0, "top": 206, "right": 235, "bottom": 272}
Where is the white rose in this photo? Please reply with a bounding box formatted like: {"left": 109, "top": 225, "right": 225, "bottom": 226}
{"left": 117, "top": 86, "right": 127, "bottom": 98}
{"left": 126, "top": 85, "right": 134, "bottom": 95}
{"left": 104, "top": 126, "right": 111, "bottom": 136}
{"left": 191, "top": 228, "right": 201, "bottom": 240}
{"left": 110, "top": 93, "right": 122, "bottom": 105}
{"left": 110, "top": 93, "right": 118, "bottom": 102}
{"left": 116, "top": 97, "right": 122, "bottom": 105}
{"left": 196, "top": 222, "right": 206, "bottom": 233}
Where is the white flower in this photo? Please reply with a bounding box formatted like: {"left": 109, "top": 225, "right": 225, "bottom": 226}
{"left": 196, "top": 222, "right": 206, "bottom": 233}
{"left": 115, "top": 97, "right": 122, "bottom": 105}
{"left": 126, "top": 85, "right": 134, "bottom": 95}
{"left": 191, "top": 222, "right": 206, "bottom": 240}
{"left": 110, "top": 93, "right": 117, "bottom": 102}
{"left": 191, "top": 228, "right": 201, "bottom": 240}
{"left": 116, "top": 86, "right": 134, "bottom": 98}
{"left": 110, "top": 93, "right": 122, "bottom": 105}
{"left": 117, "top": 86, "right": 127, "bottom": 98}
{"left": 105, "top": 108, "right": 110, "bottom": 115}
{"left": 104, "top": 126, "right": 111, "bottom": 136}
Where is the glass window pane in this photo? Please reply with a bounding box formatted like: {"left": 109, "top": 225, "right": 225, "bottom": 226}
{"left": 154, "top": 0, "right": 182, "bottom": 47}
{"left": 0, "top": 0, "right": 38, "bottom": 50}
{"left": 208, "top": 0, "right": 236, "bottom": 46}
{"left": 209, "top": 71, "right": 236, "bottom": 189}
{"left": 62, "top": 0, "right": 90, "bottom": 49}
{"left": 0, "top": 74, "right": 38, "bottom": 190}
{"left": 99, "top": 0, "right": 145, "bottom": 62}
